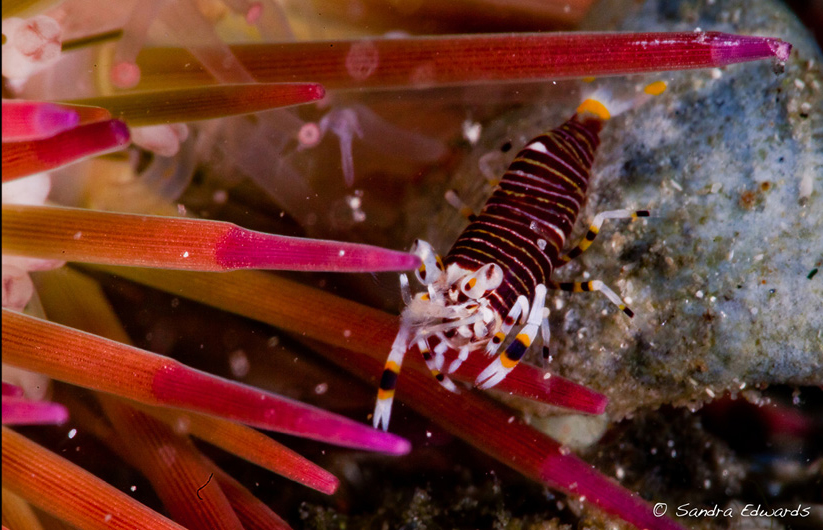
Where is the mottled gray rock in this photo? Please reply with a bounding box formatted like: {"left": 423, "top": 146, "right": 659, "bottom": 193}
{"left": 428, "top": 0, "right": 822, "bottom": 419}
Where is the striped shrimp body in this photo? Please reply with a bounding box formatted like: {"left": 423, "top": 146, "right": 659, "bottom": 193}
{"left": 373, "top": 81, "right": 666, "bottom": 431}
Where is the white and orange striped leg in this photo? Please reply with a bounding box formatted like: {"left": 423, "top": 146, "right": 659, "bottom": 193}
{"left": 476, "top": 284, "right": 548, "bottom": 390}
{"left": 549, "top": 279, "right": 635, "bottom": 318}
{"left": 417, "top": 338, "right": 458, "bottom": 392}
{"left": 560, "top": 209, "right": 649, "bottom": 263}
{"left": 373, "top": 323, "right": 411, "bottom": 431}
{"left": 484, "top": 294, "right": 529, "bottom": 358}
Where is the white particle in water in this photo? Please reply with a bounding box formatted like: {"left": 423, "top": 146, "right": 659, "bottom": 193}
{"left": 462, "top": 120, "right": 482, "bottom": 145}
{"left": 173, "top": 416, "right": 191, "bottom": 434}
{"left": 315, "top": 383, "right": 328, "bottom": 395}
{"left": 212, "top": 189, "right": 228, "bottom": 204}
{"left": 346, "top": 195, "right": 362, "bottom": 209}
{"left": 229, "top": 349, "right": 250, "bottom": 378}
{"left": 68, "top": 428, "right": 77, "bottom": 439}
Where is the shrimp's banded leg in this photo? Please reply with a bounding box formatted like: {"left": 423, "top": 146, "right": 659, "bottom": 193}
{"left": 539, "top": 307, "right": 552, "bottom": 361}
{"left": 476, "top": 284, "right": 548, "bottom": 390}
{"left": 484, "top": 295, "right": 529, "bottom": 357}
{"left": 549, "top": 279, "right": 634, "bottom": 318}
{"left": 418, "top": 339, "right": 458, "bottom": 392}
{"left": 560, "top": 209, "right": 649, "bottom": 263}
{"left": 373, "top": 324, "right": 411, "bottom": 431}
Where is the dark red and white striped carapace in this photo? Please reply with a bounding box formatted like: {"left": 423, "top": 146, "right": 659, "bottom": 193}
{"left": 374, "top": 81, "right": 666, "bottom": 431}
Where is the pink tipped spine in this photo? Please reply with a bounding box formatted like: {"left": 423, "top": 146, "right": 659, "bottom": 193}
{"left": 151, "top": 362, "right": 411, "bottom": 455}
{"left": 2, "top": 100, "right": 80, "bottom": 141}
{"left": 474, "top": 361, "right": 608, "bottom": 414}
{"left": 2, "top": 120, "right": 130, "bottom": 182}
{"left": 136, "top": 32, "right": 793, "bottom": 91}
{"left": 537, "top": 452, "right": 687, "bottom": 530}
{"left": 2, "top": 309, "right": 410, "bottom": 456}
{"left": 216, "top": 225, "right": 421, "bottom": 272}
{"left": 2, "top": 382, "right": 25, "bottom": 398}
{"left": 2, "top": 398, "right": 69, "bottom": 426}
{"left": 417, "top": 343, "right": 609, "bottom": 413}
{"left": 2, "top": 204, "right": 419, "bottom": 273}
{"left": 707, "top": 32, "right": 792, "bottom": 65}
